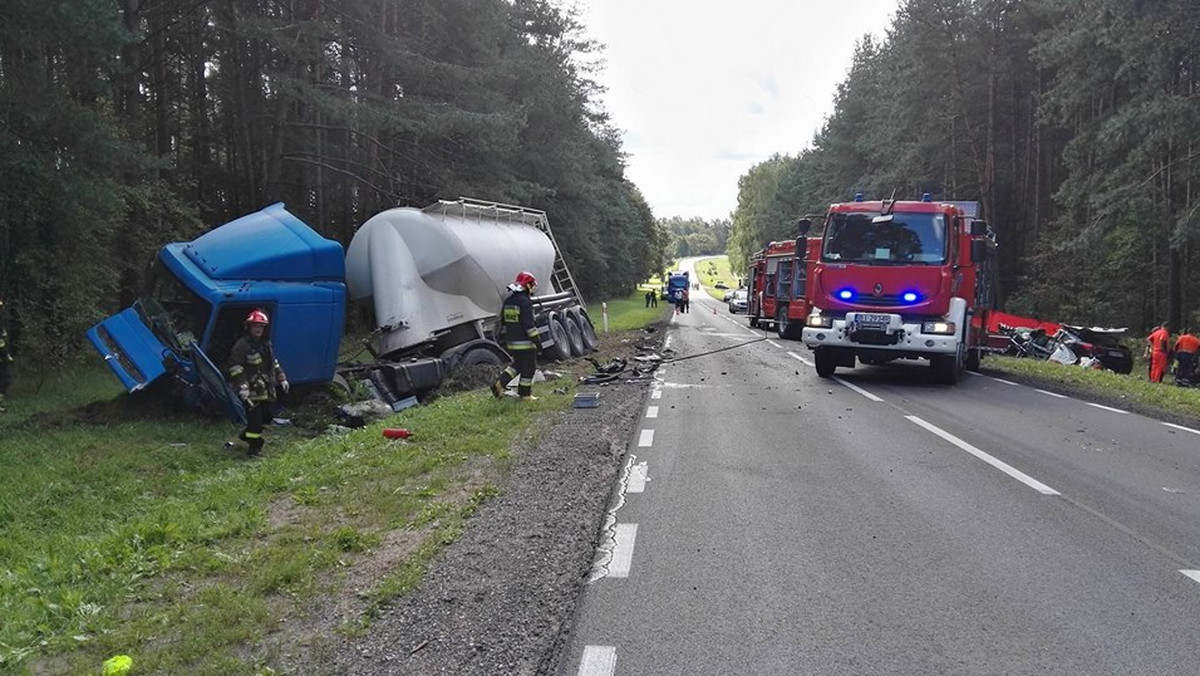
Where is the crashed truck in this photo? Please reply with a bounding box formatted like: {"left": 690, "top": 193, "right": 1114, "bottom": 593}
{"left": 87, "top": 198, "right": 599, "bottom": 422}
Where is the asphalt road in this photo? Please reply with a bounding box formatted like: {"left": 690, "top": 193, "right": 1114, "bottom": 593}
{"left": 559, "top": 289, "right": 1200, "bottom": 675}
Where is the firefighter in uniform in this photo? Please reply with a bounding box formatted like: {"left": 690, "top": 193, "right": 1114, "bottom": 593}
{"left": 0, "top": 298, "right": 11, "bottom": 413}
{"left": 491, "top": 271, "right": 542, "bottom": 401}
{"left": 227, "top": 309, "right": 289, "bottom": 456}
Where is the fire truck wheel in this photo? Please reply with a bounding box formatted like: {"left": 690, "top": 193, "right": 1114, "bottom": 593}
{"left": 815, "top": 348, "right": 836, "bottom": 378}
{"left": 777, "top": 309, "right": 803, "bottom": 340}
{"left": 575, "top": 309, "right": 600, "bottom": 351}
{"left": 931, "top": 352, "right": 962, "bottom": 384}
{"left": 965, "top": 347, "right": 981, "bottom": 372}
{"left": 563, "top": 313, "right": 586, "bottom": 356}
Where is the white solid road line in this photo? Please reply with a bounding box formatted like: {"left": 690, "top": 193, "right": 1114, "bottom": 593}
{"left": 646, "top": 406, "right": 659, "bottom": 419}
{"left": 787, "top": 351, "right": 813, "bottom": 366}
{"left": 906, "top": 415, "right": 1061, "bottom": 495}
{"left": 767, "top": 339, "right": 784, "bottom": 349}
{"left": 638, "top": 429, "right": 654, "bottom": 447}
{"left": 992, "top": 377, "right": 1020, "bottom": 386}
{"left": 833, "top": 376, "right": 884, "bottom": 402}
{"left": 1086, "top": 402, "right": 1130, "bottom": 415}
{"left": 578, "top": 645, "right": 617, "bottom": 676}
{"left": 1163, "top": 422, "right": 1200, "bottom": 436}
{"left": 1036, "top": 388, "right": 1069, "bottom": 399}
{"left": 609, "top": 523, "right": 638, "bottom": 578}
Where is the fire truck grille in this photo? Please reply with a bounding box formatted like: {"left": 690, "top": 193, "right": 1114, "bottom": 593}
{"left": 855, "top": 295, "right": 908, "bottom": 307}
{"left": 850, "top": 330, "right": 901, "bottom": 346}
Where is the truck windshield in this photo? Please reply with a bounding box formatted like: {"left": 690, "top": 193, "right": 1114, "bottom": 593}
{"left": 822, "top": 212, "right": 947, "bottom": 265}
{"left": 138, "top": 258, "right": 212, "bottom": 350}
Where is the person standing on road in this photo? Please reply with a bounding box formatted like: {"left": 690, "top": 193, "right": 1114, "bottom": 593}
{"left": 227, "top": 309, "right": 289, "bottom": 457}
{"left": 1146, "top": 321, "right": 1171, "bottom": 383}
{"left": 644, "top": 290, "right": 652, "bottom": 308}
{"left": 650, "top": 290, "right": 657, "bottom": 308}
{"left": 0, "top": 298, "right": 12, "bottom": 413}
{"left": 492, "top": 271, "right": 542, "bottom": 402}
{"left": 681, "top": 288, "right": 690, "bottom": 313}
{"left": 1172, "top": 327, "right": 1199, "bottom": 385}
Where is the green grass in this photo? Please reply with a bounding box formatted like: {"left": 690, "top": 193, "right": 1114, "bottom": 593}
{"left": 692, "top": 256, "right": 737, "bottom": 300}
{"left": 0, "top": 318, "right": 662, "bottom": 675}
{"left": 984, "top": 354, "right": 1200, "bottom": 421}
{"left": 601, "top": 287, "right": 674, "bottom": 332}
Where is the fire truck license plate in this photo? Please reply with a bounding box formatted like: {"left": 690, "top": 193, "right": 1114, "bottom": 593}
{"left": 854, "top": 313, "right": 890, "bottom": 328}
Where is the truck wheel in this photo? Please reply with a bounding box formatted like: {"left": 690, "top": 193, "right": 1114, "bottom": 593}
{"left": 964, "top": 347, "right": 981, "bottom": 372}
{"left": 460, "top": 346, "right": 503, "bottom": 367}
{"left": 575, "top": 309, "right": 600, "bottom": 350}
{"left": 931, "top": 352, "right": 962, "bottom": 384}
{"left": 563, "top": 313, "right": 586, "bottom": 356}
{"left": 777, "top": 309, "right": 803, "bottom": 340}
{"left": 545, "top": 316, "right": 572, "bottom": 362}
{"left": 815, "top": 348, "right": 836, "bottom": 378}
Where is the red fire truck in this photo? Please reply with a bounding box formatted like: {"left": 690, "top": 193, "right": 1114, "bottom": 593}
{"left": 747, "top": 236, "right": 822, "bottom": 340}
{"left": 799, "top": 193, "right": 996, "bottom": 384}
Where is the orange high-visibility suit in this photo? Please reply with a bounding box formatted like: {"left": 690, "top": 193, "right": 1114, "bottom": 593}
{"left": 1147, "top": 326, "right": 1171, "bottom": 383}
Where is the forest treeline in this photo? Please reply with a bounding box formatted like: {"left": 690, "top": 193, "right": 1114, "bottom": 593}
{"left": 729, "top": 0, "right": 1200, "bottom": 333}
{"left": 0, "top": 0, "right": 667, "bottom": 367}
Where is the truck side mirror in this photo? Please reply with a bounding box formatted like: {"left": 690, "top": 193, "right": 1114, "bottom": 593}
{"left": 970, "top": 239, "right": 989, "bottom": 262}
{"left": 796, "top": 218, "right": 812, "bottom": 236}
{"left": 969, "top": 220, "right": 989, "bottom": 236}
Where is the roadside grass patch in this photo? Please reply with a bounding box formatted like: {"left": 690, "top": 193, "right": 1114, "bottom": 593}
{"left": 604, "top": 289, "right": 673, "bottom": 331}
{"left": 985, "top": 355, "right": 1200, "bottom": 421}
{"left": 693, "top": 256, "right": 735, "bottom": 299}
{"left": 0, "top": 367, "right": 575, "bottom": 673}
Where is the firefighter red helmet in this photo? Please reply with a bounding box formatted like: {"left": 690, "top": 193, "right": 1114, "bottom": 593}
{"left": 245, "top": 309, "right": 270, "bottom": 326}
{"left": 514, "top": 271, "right": 537, "bottom": 292}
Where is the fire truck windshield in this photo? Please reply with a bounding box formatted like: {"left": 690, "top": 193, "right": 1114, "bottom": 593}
{"left": 822, "top": 212, "right": 947, "bottom": 265}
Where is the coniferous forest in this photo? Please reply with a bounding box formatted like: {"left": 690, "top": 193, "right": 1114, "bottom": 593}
{"left": 4, "top": 0, "right": 1199, "bottom": 368}
{"left": 729, "top": 0, "right": 1200, "bottom": 333}
{"left": 0, "top": 0, "right": 665, "bottom": 367}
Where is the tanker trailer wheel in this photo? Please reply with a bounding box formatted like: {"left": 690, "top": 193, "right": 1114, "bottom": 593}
{"left": 544, "top": 315, "right": 573, "bottom": 362}
{"left": 563, "top": 312, "right": 586, "bottom": 356}
{"left": 576, "top": 309, "right": 600, "bottom": 351}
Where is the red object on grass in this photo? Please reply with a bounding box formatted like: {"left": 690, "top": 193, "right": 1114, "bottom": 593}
{"left": 383, "top": 428, "right": 411, "bottom": 439}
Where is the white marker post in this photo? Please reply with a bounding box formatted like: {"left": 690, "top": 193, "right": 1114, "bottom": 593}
{"left": 602, "top": 301, "right": 609, "bottom": 332}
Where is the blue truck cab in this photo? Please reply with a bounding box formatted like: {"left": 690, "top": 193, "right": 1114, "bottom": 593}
{"left": 667, "top": 271, "right": 690, "bottom": 304}
{"left": 87, "top": 203, "right": 347, "bottom": 422}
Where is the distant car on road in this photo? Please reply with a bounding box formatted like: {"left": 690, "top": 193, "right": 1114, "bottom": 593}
{"left": 714, "top": 281, "right": 729, "bottom": 290}
{"left": 726, "top": 288, "right": 748, "bottom": 313}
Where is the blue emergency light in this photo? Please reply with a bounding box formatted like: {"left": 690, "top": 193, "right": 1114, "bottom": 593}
{"left": 902, "top": 291, "right": 919, "bottom": 303}
{"left": 837, "top": 288, "right": 855, "bottom": 301}
{"left": 922, "top": 192, "right": 932, "bottom": 202}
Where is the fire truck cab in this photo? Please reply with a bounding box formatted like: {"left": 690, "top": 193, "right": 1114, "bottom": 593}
{"left": 747, "top": 235, "right": 821, "bottom": 340}
{"left": 800, "top": 193, "right": 996, "bottom": 384}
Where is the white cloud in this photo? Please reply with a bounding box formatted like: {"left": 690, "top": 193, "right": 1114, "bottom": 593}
{"left": 575, "top": 0, "right": 900, "bottom": 220}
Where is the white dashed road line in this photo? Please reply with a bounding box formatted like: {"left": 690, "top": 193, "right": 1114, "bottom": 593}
{"left": 1086, "top": 402, "right": 1130, "bottom": 415}
{"left": 906, "top": 415, "right": 1060, "bottom": 495}
{"left": 646, "top": 406, "right": 659, "bottom": 419}
{"left": 767, "top": 339, "right": 784, "bottom": 349}
{"left": 1181, "top": 571, "right": 1200, "bottom": 586}
{"left": 638, "top": 429, "right": 654, "bottom": 447}
{"left": 578, "top": 645, "right": 617, "bottom": 676}
{"left": 787, "top": 351, "right": 813, "bottom": 367}
{"left": 1163, "top": 422, "right": 1200, "bottom": 436}
{"left": 1036, "top": 388, "right": 1069, "bottom": 399}
{"left": 833, "top": 376, "right": 884, "bottom": 402}
{"left": 609, "top": 523, "right": 638, "bottom": 578}
{"left": 627, "top": 461, "right": 649, "bottom": 493}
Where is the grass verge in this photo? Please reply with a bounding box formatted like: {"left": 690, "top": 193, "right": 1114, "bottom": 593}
{"left": 983, "top": 354, "right": 1200, "bottom": 423}
{"left": 692, "top": 256, "right": 736, "bottom": 300}
{"left": 1, "top": 293, "right": 664, "bottom": 673}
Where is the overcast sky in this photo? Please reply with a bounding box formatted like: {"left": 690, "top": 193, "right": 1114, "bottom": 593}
{"left": 575, "top": 0, "right": 901, "bottom": 221}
